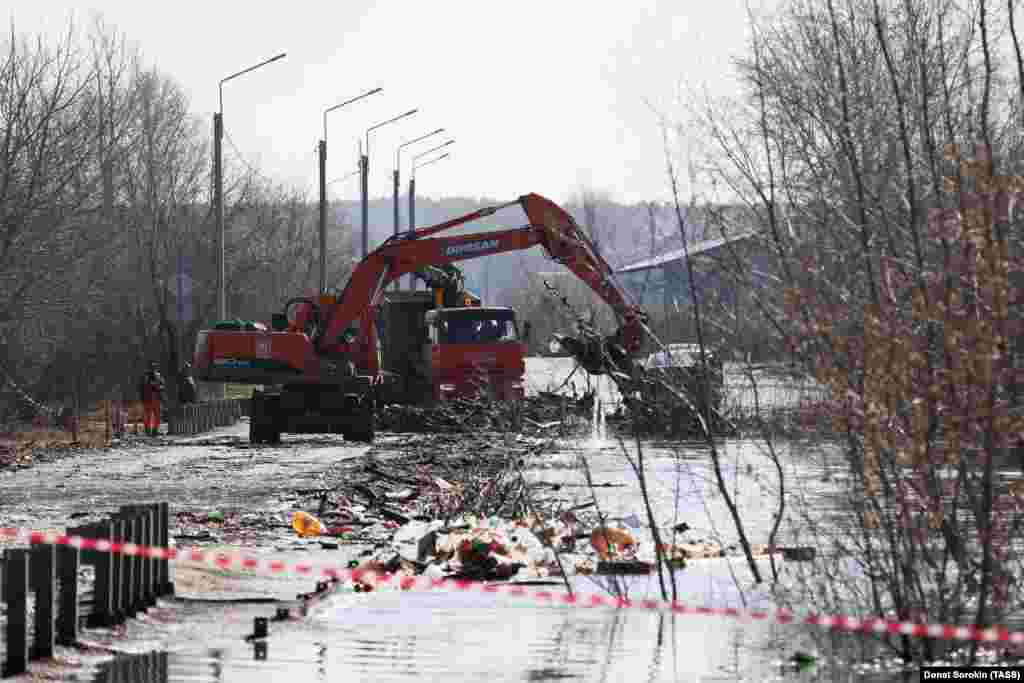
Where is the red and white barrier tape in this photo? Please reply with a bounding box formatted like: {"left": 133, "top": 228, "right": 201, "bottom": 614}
{"left": 1, "top": 526, "right": 1019, "bottom": 643}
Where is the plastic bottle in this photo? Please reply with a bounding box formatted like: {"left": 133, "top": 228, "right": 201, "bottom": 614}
{"left": 292, "top": 511, "right": 325, "bottom": 538}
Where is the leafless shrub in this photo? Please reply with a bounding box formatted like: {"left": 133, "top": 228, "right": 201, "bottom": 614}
{"left": 677, "top": 0, "right": 1024, "bottom": 665}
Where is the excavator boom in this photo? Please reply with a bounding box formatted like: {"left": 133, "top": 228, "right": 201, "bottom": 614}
{"left": 314, "top": 193, "right": 647, "bottom": 363}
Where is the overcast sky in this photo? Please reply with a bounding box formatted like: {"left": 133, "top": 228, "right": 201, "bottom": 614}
{"left": 9, "top": 1, "right": 775, "bottom": 205}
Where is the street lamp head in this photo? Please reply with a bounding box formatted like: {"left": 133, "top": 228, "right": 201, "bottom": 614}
{"left": 323, "top": 87, "right": 385, "bottom": 141}
{"left": 414, "top": 152, "right": 451, "bottom": 174}
{"left": 219, "top": 51, "right": 288, "bottom": 113}
{"left": 368, "top": 109, "right": 419, "bottom": 135}
{"left": 365, "top": 108, "right": 420, "bottom": 156}
{"left": 413, "top": 139, "right": 455, "bottom": 164}
{"left": 395, "top": 127, "right": 447, "bottom": 169}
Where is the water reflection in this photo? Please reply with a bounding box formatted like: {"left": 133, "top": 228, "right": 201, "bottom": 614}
{"left": 88, "top": 603, "right": 922, "bottom": 682}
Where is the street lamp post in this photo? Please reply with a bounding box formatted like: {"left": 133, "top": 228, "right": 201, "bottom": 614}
{"left": 319, "top": 88, "right": 382, "bottom": 294}
{"left": 408, "top": 139, "right": 455, "bottom": 233}
{"left": 408, "top": 151, "right": 453, "bottom": 260}
{"left": 362, "top": 109, "right": 418, "bottom": 259}
{"left": 393, "top": 128, "right": 444, "bottom": 288}
{"left": 215, "top": 52, "right": 286, "bottom": 323}
{"left": 393, "top": 128, "right": 444, "bottom": 236}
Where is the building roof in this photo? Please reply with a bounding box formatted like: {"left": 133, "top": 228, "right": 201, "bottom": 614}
{"left": 616, "top": 232, "right": 758, "bottom": 274}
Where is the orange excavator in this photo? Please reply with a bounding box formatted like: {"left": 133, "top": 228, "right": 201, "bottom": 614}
{"left": 192, "top": 193, "right": 649, "bottom": 444}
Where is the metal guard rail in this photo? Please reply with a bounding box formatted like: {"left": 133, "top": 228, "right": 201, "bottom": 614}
{"left": 167, "top": 399, "right": 249, "bottom": 436}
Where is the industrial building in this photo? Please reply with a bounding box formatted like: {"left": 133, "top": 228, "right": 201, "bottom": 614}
{"left": 615, "top": 232, "right": 769, "bottom": 310}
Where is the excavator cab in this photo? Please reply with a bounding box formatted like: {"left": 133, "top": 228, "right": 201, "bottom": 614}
{"left": 425, "top": 307, "right": 525, "bottom": 402}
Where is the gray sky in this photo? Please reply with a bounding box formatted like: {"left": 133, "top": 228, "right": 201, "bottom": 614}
{"left": 9, "top": 0, "right": 774, "bottom": 205}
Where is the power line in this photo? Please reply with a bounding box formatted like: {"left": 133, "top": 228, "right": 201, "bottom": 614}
{"left": 221, "top": 126, "right": 263, "bottom": 181}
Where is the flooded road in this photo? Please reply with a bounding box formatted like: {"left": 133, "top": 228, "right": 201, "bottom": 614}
{"left": 0, "top": 359, "right": 917, "bottom": 681}
{"left": 0, "top": 426, "right": 370, "bottom": 534}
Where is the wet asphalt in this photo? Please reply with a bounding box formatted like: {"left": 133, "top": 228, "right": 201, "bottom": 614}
{"left": 0, "top": 423, "right": 369, "bottom": 527}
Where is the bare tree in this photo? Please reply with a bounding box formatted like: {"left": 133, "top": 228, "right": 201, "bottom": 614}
{"left": 0, "top": 22, "right": 114, "bottom": 412}
{"left": 682, "top": 0, "right": 1024, "bottom": 665}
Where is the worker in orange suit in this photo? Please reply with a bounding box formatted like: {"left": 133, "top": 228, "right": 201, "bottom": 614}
{"left": 139, "top": 362, "right": 165, "bottom": 436}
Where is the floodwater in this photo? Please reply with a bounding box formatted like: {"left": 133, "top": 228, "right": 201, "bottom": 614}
{"left": 0, "top": 359, "right": 914, "bottom": 681}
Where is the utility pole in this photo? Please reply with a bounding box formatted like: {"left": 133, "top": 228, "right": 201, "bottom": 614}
{"left": 363, "top": 108, "right": 419, "bottom": 259}
{"left": 393, "top": 128, "right": 445, "bottom": 289}
{"left": 409, "top": 149, "right": 452, "bottom": 289}
{"left": 408, "top": 175, "right": 416, "bottom": 289}
{"left": 318, "top": 140, "right": 327, "bottom": 293}
{"left": 408, "top": 176, "right": 416, "bottom": 230}
{"left": 409, "top": 143, "right": 454, "bottom": 233}
{"left": 214, "top": 51, "right": 286, "bottom": 321}
{"left": 319, "top": 87, "right": 382, "bottom": 282}
{"left": 360, "top": 145, "right": 369, "bottom": 259}
{"left": 213, "top": 113, "right": 224, "bottom": 320}
{"left": 393, "top": 168, "right": 400, "bottom": 238}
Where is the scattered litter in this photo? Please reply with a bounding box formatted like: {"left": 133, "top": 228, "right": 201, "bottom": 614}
{"left": 292, "top": 511, "right": 325, "bottom": 538}
{"left": 589, "top": 527, "right": 637, "bottom": 561}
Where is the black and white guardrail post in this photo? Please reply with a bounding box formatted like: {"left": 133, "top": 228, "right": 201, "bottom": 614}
{"left": 1, "top": 502, "right": 172, "bottom": 678}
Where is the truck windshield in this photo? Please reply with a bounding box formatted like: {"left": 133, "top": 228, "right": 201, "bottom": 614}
{"left": 440, "top": 312, "right": 518, "bottom": 344}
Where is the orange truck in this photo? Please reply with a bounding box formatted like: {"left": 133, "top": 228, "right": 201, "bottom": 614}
{"left": 192, "top": 193, "right": 648, "bottom": 444}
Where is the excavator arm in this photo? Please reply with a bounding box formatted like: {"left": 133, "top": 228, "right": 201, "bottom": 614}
{"left": 518, "top": 194, "right": 648, "bottom": 368}
{"left": 313, "top": 193, "right": 648, "bottom": 373}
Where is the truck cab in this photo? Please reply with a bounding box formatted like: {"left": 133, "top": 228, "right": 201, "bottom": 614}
{"left": 424, "top": 307, "right": 526, "bottom": 402}
{"left": 375, "top": 291, "right": 526, "bottom": 405}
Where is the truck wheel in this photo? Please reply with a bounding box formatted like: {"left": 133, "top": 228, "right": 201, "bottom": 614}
{"left": 250, "top": 392, "right": 266, "bottom": 444}
{"left": 347, "top": 424, "right": 374, "bottom": 443}
{"left": 249, "top": 418, "right": 263, "bottom": 444}
{"left": 264, "top": 395, "right": 283, "bottom": 445}
{"left": 347, "top": 395, "right": 376, "bottom": 443}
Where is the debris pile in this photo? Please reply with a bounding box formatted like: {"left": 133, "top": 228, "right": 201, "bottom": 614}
{"left": 274, "top": 432, "right": 800, "bottom": 589}
{"left": 606, "top": 399, "right": 733, "bottom": 439}
{"left": 376, "top": 393, "right": 595, "bottom": 435}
